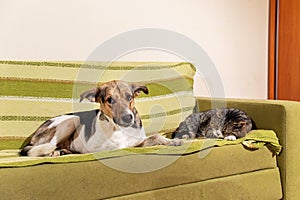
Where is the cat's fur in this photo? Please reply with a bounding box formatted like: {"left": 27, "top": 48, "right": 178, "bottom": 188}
{"left": 172, "top": 108, "right": 256, "bottom": 141}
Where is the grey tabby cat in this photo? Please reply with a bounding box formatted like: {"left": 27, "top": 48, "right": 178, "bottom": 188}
{"left": 172, "top": 108, "right": 255, "bottom": 141}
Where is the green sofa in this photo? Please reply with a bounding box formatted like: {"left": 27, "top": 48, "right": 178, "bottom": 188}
{"left": 0, "top": 61, "right": 297, "bottom": 199}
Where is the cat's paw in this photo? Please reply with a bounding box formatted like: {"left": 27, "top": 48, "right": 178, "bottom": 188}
{"left": 180, "top": 132, "right": 195, "bottom": 140}
{"left": 181, "top": 134, "right": 190, "bottom": 139}
{"left": 224, "top": 135, "right": 237, "bottom": 141}
{"left": 167, "top": 138, "right": 183, "bottom": 146}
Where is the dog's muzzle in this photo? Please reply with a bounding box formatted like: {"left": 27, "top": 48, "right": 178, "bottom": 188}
{"left": 121, "top": 114, "right": 133, "bottom": 124}
{"left": 113, "top": 113, "right": 134, "bottom": 127}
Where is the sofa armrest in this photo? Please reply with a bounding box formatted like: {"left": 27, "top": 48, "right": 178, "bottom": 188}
{"left": 195, "top": 97, "right": 300, "bottom": 200}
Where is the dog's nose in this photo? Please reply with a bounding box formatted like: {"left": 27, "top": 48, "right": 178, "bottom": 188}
{"left": 121, "top": 114, "right": 133, "bottom": 124}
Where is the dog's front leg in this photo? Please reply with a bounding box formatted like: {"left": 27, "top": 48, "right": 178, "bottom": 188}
{"left": 48, "top": 116, "right": 81, "bottom": 157}
{"left": 138, "top": 134, "right": 183, "bottom": 147}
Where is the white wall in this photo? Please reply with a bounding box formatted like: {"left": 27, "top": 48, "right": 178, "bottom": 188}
{"left": 0, "top": 0, "right": 269, "bottom": 99}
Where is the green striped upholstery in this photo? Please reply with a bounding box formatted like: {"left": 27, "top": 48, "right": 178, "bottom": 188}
{"left": 0, "top": 61, "right": 196, "bottom": 149}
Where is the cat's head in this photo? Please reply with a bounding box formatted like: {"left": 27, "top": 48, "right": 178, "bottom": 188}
{"left": 206, "top": 108, "right": 225, "bottom": 138}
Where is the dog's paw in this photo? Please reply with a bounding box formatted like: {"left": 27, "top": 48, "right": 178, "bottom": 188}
{"left": 140, "top": 135, "right": 183, "bottom": 147}
{"left": 167, "top": 138, "right": 183, "bottom": 146}
{"left": 49, "top": 150, "right": 61, "bottom": 157}
{"left": 49, "top": 149, "right": 72, "bottom": 157}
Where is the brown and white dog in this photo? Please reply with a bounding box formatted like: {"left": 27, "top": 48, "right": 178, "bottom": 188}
{"left": 20, "top": 80, "right": 182, "bottom": 157}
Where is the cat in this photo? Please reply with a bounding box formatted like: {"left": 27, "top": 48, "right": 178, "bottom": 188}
{"left": 172, "top": 108, "right": 256, "bottom": 141}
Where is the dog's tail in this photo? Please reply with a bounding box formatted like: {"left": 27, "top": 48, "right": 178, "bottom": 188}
{"left": 19, "top": 145, "right": 33, "bottom": 156}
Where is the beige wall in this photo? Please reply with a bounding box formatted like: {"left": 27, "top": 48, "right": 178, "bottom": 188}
{"left": 0, "top": 0, "right": 269, "bottom": 99}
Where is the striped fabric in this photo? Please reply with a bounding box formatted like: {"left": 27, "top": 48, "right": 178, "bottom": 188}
{"left": 0, "top": 61, "right": 196, "bottom": 149}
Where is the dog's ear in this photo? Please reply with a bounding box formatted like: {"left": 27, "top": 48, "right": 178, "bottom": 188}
{"left": 80, "top": 84, "right": 108, "bottom": 103}
{"left": 131, "top": 83, "right": 149, "bottom": 97}
{"left": 79, "top": 88, "right": 100, "bottom": 102}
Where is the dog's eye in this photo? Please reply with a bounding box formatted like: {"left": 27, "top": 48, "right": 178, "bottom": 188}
{"left": 126, "top": 95, "right": 133, "bottom": 101}
{"left": 106, "top": 97, "right": 115, "bottom": 104}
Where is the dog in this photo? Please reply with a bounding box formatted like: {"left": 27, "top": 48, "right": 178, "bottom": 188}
{"left": 20, "top": 80, "right": 182, "bottom": 157}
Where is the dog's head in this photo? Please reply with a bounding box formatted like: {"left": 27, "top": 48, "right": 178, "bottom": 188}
{"left": 80, "top": 80, "right": 148, "bottom": 127}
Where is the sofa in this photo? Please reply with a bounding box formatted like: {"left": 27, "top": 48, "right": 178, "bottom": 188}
{"left": 0, "top": 61, "right": 298, "bottom": 199}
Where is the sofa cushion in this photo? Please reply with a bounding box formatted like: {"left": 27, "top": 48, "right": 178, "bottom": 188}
{"left": 112, "top": 168, "right": 282, "bottom": 200}
{"left": 0, "top": 61, "right": 195, "bottom": 149}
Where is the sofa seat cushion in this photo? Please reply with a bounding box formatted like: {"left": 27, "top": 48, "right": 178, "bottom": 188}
{"left": 0, "top": 144, "right": 281, "bottom": 199}
{"left": 0, "top": 129, "right": 281, "bottom": 167}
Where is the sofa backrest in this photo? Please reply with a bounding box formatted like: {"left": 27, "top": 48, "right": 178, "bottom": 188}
{"left": 0, "top": 61, "right": 195, "bottom": 149}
